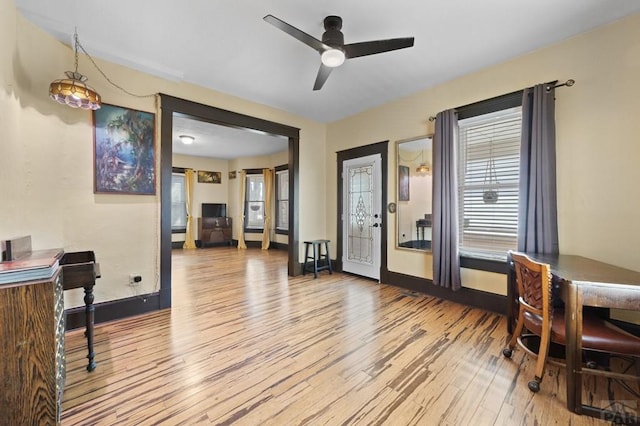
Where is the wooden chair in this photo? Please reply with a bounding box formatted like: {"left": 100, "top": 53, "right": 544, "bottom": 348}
{"left": 502, "top": 251, "right": 640, "bottom": 393}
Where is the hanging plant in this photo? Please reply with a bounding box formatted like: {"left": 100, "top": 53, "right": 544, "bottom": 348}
{"left": 483, "top": 142, "right": 499, "bottom": 204}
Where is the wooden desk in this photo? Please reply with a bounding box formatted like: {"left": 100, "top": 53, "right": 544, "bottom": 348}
{"left": 510, "top": 253, "right": 640, "bottom": 420}
{"left": 0, "top": 249, "right": 65, "bottom": 424}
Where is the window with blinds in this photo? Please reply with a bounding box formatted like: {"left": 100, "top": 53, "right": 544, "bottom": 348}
{"left": 457, "top": 106, "right": 522, "bottom": 257}
{"left": 275, "top": 169, "right": 289, "bottom": 232}
{"left": 245, "top": 174, "right": 265, "bottom": 230}
{"left": 171, "top": 173, "right": 187, "bottom": 231}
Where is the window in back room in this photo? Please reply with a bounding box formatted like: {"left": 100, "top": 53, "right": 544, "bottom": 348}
{"left": 275, "top": 167, "right": 289, "bottom": 233}
{"left": 245, "top": 173, "right": 265, "bottom": 231}
{"left": 171, "top": 172, "right": 187, "bottom": 233}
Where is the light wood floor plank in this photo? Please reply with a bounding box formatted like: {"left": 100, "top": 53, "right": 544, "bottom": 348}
{"left": 61, "top": 247, "right": 635, "bottom": 425}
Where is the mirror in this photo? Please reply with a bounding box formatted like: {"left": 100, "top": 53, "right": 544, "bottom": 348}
{"left": 396, "top": 135, "right": 433, "bottom": 251}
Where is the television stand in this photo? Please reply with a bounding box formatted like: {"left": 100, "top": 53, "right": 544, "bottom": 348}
{"left": 198, "top": 217, "right": 232, "bottom": 247}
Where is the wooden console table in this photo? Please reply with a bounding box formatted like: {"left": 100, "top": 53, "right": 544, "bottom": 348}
{"left": 60, "top": 251, "right": 101, "bottom": 372}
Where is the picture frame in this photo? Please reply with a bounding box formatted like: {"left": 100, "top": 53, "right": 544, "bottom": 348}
{"left": 228, "top": 170, "right": 237, "bottom": 179}
{"left": 398, "top": 165, "right": 410, "bottom": 201}
{"left": 198, "top": 170, "right": 221, "bottom": 184}
{"left": 93, "top": 104, "right": 156, "bottom": 195}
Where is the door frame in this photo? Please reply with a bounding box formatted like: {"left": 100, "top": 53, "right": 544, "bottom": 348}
{"left": 336, "top": 141, "right": 388, "bottom": 281}
{"left": 159, "top": 94, "right": 300, "bottom": 309}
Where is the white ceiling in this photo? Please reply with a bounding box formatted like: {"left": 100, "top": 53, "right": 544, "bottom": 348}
{"left": 14, "top": 1, "right": 640, "bottom": 157}
{"left": 172, "top": 115, "right": 288, "bottom": 159}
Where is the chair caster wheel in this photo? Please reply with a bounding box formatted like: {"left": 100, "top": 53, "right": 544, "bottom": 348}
{"left": 502, "top": 348, "right": 513, "bottom": 358}
{"left": 528, "top": 380, "right": 540, "bottom": 392}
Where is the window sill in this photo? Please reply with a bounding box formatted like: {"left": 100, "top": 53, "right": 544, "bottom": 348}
{"left": 172, "top": 228, "right": 186, "bottom": 234}
{"left": 244, "top": 228, "right": 264, "bottom": 234}
{"left": 459, "top": 252, "right": 508, "bottom": 274}
{"left": 275, "top": 229, "right": 289, "bottom": 235}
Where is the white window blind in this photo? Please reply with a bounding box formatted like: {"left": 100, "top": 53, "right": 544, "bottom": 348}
{"left": 245, "top": 174, "right": 265, "bottom": 229}
{"left": 458, "top": 107, "right": 522, "bottom": 256}
{"left": 171, "top": 173, "right": 186, "bottom": 230}
{"left": 276, "top": 169, "right": 289, "bottom": 231}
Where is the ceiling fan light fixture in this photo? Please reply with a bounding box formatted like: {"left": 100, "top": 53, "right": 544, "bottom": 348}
{"left": 179, "top": 135, "right": 195, "bottom": 145}
{"left": 321, "top": 48, "right": 345, "bottom": 67}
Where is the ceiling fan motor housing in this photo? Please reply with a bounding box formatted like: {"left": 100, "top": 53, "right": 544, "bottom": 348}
{"left": 322, "top": 16, "right": 344, "bottom": 48}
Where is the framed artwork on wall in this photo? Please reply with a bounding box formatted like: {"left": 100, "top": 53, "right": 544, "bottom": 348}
{"left": 93, "top": 104, "right": 156, "bottom": 195}
{"left": 398, "top": 165, "right": 410, "bottom": 201}
{"left": 198, "top": 170, "right": 221, "bottom": 184}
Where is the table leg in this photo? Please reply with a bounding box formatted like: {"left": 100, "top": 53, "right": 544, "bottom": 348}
{"left": 563, "top": 281, "right": 581, "bottom": 413}
{"left": 324, "top": 241, "right": 333, "bottom": 274}
{"left": 574, "top": 289, "right": 584, "bottom": 414}
{"left": 313, "top": 243, "right": 318, "bottom": 279}
{"left": 83, "top": 284, "right": 96, "bottom": 372}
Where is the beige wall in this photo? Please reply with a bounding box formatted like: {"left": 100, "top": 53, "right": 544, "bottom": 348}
{"left": 0, "top": 1, "right": 325, "bottom": 307}
{"left": 327, "top": 13, "right": 640, "bottom": 297}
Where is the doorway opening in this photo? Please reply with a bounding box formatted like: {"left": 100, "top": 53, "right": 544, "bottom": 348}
{"left": 160, "top": 94, "right": 300, "bottom": 308}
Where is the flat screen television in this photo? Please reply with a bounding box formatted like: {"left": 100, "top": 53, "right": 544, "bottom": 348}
{"left": 202, "top": 203, "right": 226, "bottom": 218}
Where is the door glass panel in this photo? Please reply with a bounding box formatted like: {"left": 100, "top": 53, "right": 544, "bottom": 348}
{"left": 347, "top": 164, "right": 373, "bottom": 263}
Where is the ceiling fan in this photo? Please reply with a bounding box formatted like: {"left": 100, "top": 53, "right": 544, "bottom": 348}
{"left": 263, "top": 14, "right": 415, "bottom": 91}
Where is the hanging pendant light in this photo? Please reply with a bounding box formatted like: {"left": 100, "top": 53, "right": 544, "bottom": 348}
{"left": 482, "top": 139, "right": 499, "bottom": 204}
{"left": 49, "top": 30, "right": 101, "bottom": 110}
{"left": 415, "top": 149, "right": 431, "bottom": 174}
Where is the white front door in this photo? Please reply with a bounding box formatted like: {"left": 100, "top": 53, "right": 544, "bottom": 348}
{"left": 342, "top": 154, "right": 382, "bottom": 280}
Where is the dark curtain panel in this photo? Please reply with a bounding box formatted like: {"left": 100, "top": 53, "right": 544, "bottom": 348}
{"left": 518, "top": 84, "right": 559, "bottom": 254}
{"left": 433, "top": 109, "right": 461, "bottom": 290}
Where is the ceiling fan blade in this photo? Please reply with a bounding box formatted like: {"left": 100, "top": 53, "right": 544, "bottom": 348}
{"left": 264, "top": 14, "right": 330, "bottom": 53}
{"left": 344, "top": 37, "right": 414, "bottom": 59}
{"left": 313, "top": 64, "right": 333, "bottom": 91}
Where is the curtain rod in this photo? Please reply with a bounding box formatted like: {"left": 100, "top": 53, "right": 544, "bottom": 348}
{"left": 546, "top": 78, "right": 574, "bottom": 92}
{"left": 428, "top": 79, "right": 575, "bottom": 121}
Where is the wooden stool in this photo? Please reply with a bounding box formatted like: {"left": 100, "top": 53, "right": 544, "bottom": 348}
{"left": 303, "top": 240, "right": 333, "bottom": 278}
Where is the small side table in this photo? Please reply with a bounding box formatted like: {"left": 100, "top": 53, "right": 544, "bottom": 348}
{"left": 303, "top": 240, "right": 333, "bottom": 278}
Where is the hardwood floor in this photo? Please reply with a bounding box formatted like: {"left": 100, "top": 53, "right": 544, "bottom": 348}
{"left": 62, "top": 247, "right": 637, "bottom": 425}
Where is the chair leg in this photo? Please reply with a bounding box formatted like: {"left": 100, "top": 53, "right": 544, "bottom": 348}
{"left": 503, "top": 309, "right": 525, "bottom": 358}
{"left": 529, "top": 325, "right": 552, "bottom": 393}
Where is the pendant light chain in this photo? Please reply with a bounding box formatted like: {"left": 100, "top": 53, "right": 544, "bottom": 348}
{"left": 73, "top": 32, "right": 80, "bottom": 74}
{"left": 74, "top": 30, "right": 156, "bottom": 100}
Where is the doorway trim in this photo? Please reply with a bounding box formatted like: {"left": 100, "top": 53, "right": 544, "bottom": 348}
{"left": 160, "top": 94, "right": 300, "bottom": 309}
{"left": 336, "top": 141, "right": 388, "bottom": 281}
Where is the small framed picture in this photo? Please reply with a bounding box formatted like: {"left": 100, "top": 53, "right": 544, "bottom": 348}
{"left": 228, "top": 170, "right": 237, "bottom": 179}
{"left": 198, "top": 170, "right": 221, "bottom": 184}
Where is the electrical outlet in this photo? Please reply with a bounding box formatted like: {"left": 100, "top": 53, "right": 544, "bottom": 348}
{"left": 129, "top": 274, "right": 142, "bottom": 286}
